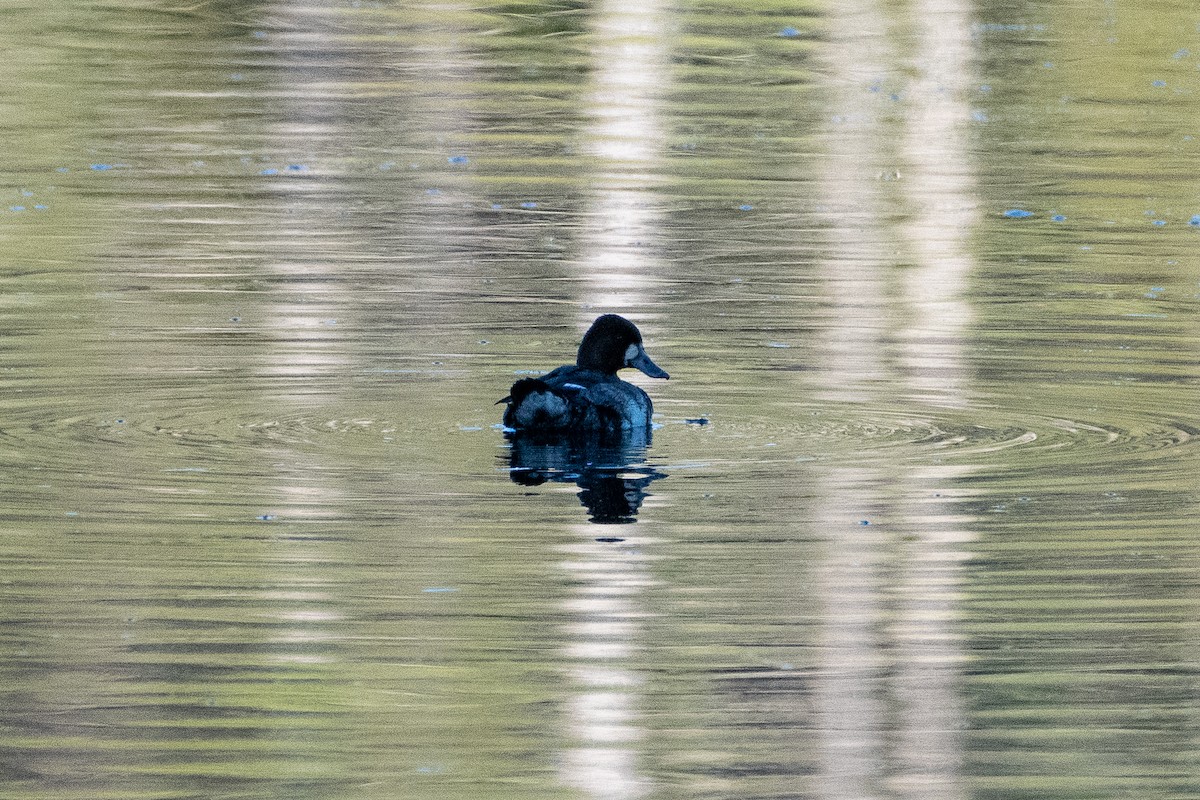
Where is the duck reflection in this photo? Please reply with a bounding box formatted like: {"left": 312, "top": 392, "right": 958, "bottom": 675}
{"left": 504, "top": 429, "right": 666, "bottom": 524}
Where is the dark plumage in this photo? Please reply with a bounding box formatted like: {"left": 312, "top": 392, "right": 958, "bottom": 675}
{"left": 499, "top": 314, "right": 669, "bottom": 433}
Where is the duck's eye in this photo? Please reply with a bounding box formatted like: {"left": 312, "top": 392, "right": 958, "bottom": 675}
{"left": 624, "top": 343, "right": 639, "bottom": 364}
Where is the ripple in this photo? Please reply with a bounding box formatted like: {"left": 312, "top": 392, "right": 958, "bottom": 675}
{"left": 3, "top": 387, "right": 1195, "bottom": 493}
{"left": 661, "top": 399, "right": 1199, "bottom": 478}
{"left": 0, "top": 399, "right": 413, "bottom": 478}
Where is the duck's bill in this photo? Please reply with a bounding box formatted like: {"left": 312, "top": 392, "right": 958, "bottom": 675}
{"left": 630, "top": 349, "right": 669, "bottom": 379}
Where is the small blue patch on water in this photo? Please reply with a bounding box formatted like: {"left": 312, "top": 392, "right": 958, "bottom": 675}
{"left": 972, "top": 110, "right": 989, "bottom": 122}
{"left": 520, "top": 201, "right": 538, "bottom": 209}
{"left": 685, "top": 418, "right": 710, "bottom": 425}
{"left": 1152, "top": 219, "right": 1167, "bottom": 226}
{"left": 1151, "top": 80, "right": 1167, "bottom": 87}
{"left": 447, "top": 155, "right": 469, "bottom": 164}
{"left": 1003, "top": 208, "right": 1034, "bottom": 218}
{"left": 90, "top": 163, "right": 115, "bottom": 171}
{"left": 259, "top": 168, "right": 279, "bottom": 175}
{"left": 55, "top": 166, "right": 69, "bottom": 173}
{"left": 979, "top": 84, "right": 993, "bottom": 93}
{"left": 779, "top": 26, "right": 800, "bottom": 38}
{"left": 1173, "top": 48, "right": 1190, "bottom": 59}
{"left": 423, "top": 587, "right": 459, "bottom": 593}
{"left": 9, "top": 206, "right": 25, "bottom": 212}
{"left": 1051, "top": 214, "right": 1066, "bottom": 222}
{"left": 739, "top": 204, "right": 754, "bottom": 211}
{"left": 858, "top": 520, "right": 872, "bottom": 526}
{"left": 34, "top": 204, "right": 47, "bottom": 210}
{"left": 1043, "top": 62, "right": 1055, "bottom": 69}
{"left": 252, "top": 30, "right": 267, "bottom": 39}
{"left": 21, "top": 190, "right": 33, "bottom": 197}
{"left": 286, "top": 163, "right": 307, "bottom": 171}
{"left": 1189, "top": 214, "right": 1200, "bottom": 226}
{"left": 425, "top": 188, "right": 442, "bottom": 196}
{"left": 490, "top": 203, "right": 503, "bottom": 210}
{"left": 256, "top": 514, "right": 276, "bottom": 521}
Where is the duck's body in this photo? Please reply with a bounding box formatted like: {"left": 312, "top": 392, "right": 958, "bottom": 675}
{"left": 504, "top": 366, "right": 654, "bottom": 430}
{"left": 501, "top": 315, "right": 669, "bottom": 434}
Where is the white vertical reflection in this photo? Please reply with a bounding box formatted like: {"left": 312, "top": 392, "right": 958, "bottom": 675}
{"left": 897, "top": 0, "right": 979, "bottom": 409}
{"left": 812, "top": 5, "right": 898, "bottom": 404}
{"left": 578, "top": 0, "right": 670, "bottom": 311}
{"left": 814, "top": 0, "right": 978, "bottom": 795}
{"left": 890, "top": 0, "right": 978, "bottom": 795}
{"left": 812, "top": 467, "right": 888, "bottom": 800}
{"left": 812, "top": 2, "right": 896, "bottom": 793}
{"left": 559, "top": 529, "right": 655, "bottom": 799}
{"left": 255, "top": 0, "right": 357, "bottom": 658}
{"left": 558, "top": 2, "right": 671, "bottom": 792}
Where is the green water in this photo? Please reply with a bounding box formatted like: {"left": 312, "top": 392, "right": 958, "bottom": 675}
{"left": 1, "top": 1, "right": 1198, "bottom": 798}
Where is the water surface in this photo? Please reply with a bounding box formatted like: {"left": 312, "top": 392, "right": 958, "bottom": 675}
{"left": 2, "top": 1, "right": 1199, "bottom": 799}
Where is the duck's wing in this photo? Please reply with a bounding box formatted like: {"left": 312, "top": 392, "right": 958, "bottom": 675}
{"left": 575, "top": 381, "right": 653, "bottom": 428}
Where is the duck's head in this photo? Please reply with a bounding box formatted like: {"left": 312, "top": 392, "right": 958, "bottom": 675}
{"left": 576, "top": 314, "right": 670, "bottom": 379}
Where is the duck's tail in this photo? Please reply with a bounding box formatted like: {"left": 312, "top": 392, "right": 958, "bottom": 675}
{"left": 501, "top": 378, "right": 571, "bottom": 429}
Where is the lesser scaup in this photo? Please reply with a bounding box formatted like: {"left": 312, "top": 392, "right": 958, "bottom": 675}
{"left": 500, "top": 314, "right": 669, "bottom": 432}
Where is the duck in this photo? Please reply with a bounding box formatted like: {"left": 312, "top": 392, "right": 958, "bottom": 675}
{"left": 500, "top": 314, "right": 669, "bottom": 433}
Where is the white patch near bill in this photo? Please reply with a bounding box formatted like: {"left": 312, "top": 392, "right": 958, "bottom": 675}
{"left": 624, "top": 343, "right": 639, "bottom": 364}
